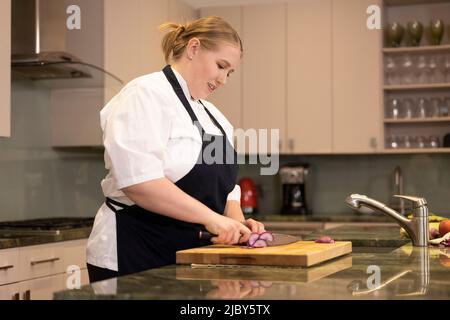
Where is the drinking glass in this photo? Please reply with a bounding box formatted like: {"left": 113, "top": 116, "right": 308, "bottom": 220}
{"left": 386, "top": 22, "right": 405, "bottom": 47}
{"left": 441, "top": 98, "right": 450, "bottom": 117}
{"left": 415, "top": 55, "right": 428, "bottom": 83}
{"left": 429, "top": 136, "right": 440, "bottom": 148}
{"left": 428, "top": 98, "right": 441, "bottom": 118}
{"left": 385, "top": 56, "right": 399, "bottom": 84}
{"left": 403, "top": 135, "right": 414, "bottom": 148}
{"left": 416, "top": 136, "right": 427, "bottom": 148}
{"left": 386, "top": 135, "right": 400, "bottom": 149}
{"left": 427, "top": 56, "right": 439, "bottom": 83}
{"left": 401, "top": 55, "right": 414, "bottom": 84}
{"left": 386, "top": 98, "right": 402, "bottom": 119}
{"left": 442, "top": 55, "right": 450, "bottom": 82}
{"left": 402, "top": 98, "right": 415, "bottom": 119}
{"left": 415, "top": 98, "right": 428, "bottom": 118}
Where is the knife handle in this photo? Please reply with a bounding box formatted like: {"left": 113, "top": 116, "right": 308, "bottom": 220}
{"left": 199, "top": 230, "right": 216, "bottom": 240}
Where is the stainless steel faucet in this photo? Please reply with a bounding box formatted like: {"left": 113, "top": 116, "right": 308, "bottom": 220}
{"left": 345, "top": 194, "right": 429, "bottom": 246}
{"left": 393, "top": 166, "right": 405, "bottom": 216}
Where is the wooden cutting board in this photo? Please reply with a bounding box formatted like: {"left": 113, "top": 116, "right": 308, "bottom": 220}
{"left": 176, "top": 255, "right": 353, "bottom": 283}
{"left": 176, "top": 241, "right": 352, "bottom": 267}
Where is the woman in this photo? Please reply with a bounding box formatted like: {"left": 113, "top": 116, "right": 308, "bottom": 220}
{"left": 86, "top": 16, "right": 265, "bottom": 283}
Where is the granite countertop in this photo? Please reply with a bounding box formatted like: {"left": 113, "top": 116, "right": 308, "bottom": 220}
{"left": 250, "top": 214, "right": 400, "bottom": 223}
{"left": 303, "top": 225, "right": 410, "bottom": 247}
{"left": 53, "top": 244, "right": 450, "bottom": 300}
{"left": 0, "top": 227, "right": 92, "bottom": 249}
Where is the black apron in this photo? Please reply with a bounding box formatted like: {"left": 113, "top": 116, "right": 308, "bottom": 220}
{"left": 105, "top": 65, "right": 238, "bottom": 276}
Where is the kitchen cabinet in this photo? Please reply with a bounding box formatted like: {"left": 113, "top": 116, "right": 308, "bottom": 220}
{"left": 0, "top": 239, "right": 89, "bottom": 300}
{"left": 332, "top": 0, "right": 383, "bottom": 153}
{"left": 286, "top": 0, "right": 333, "bottom": 154}
{"left": 242, "top": 3, "right": 286, "bottom": 154}
{"left": 51, "top": 0, "right": 197, "bottom": 147}
{"left": 199, "top": 7, "right": 243, "bottom": 131}
{"left": 0, "top": 0, "right": 11, "bottom": 137}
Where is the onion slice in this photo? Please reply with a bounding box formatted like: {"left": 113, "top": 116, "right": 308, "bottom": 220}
{"left": 247, "top": 233, "right": 260, "bottom": 247}
{"left": 315, "top": 236, "right": 335, "bottom": 244}
{"left": 252, "top": 239, "right": 268, "bottom": 248}
{"left": 258, "top": 231, "right": 274, "bottom": 242}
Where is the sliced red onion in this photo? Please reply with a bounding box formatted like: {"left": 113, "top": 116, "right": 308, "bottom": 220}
{"left": 259, "top": 281, "right": 273, "bottom": 288}
{"left": 252, "top": 239, "right": 268, "bottom": 248}
{"left": 258, "top": 231, "right": 274, "bottom": 242}
{"left": 315, "top": 236, "right": 335, "bottom": 244}
{"left": 247, "top": 233, "right": 260, "bottom": 247}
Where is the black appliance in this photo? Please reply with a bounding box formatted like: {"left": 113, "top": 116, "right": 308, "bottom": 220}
{"left": 280, "top": 165, "right": 310, "bottom": 215}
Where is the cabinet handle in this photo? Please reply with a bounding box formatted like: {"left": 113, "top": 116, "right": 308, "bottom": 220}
{"left": 0, "top": 264, "right": 14, "bottom": 271}
{"left": 12, "top": 292, "right": 20, "bottom": 300}
{"left": 288, "top": 139, "right": 294, "bottom": 151}
{"left": 23, "top": 290, "right": 30, "bottom": 300}
{"left": 30, "top": 257, "right": 60, "bottom": 266}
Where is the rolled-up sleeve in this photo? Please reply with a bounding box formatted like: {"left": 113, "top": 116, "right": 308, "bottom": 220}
{"left": 226, "top": 184, "right": 241, "bottom": 203}
{"left": 102, "top": 84, "right": 170, "bottom": 189}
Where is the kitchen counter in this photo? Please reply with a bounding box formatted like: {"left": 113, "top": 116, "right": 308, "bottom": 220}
{"left": 304, "top": 225, "right": 410, "bottom": 247}
{"left": 53, "top": 244, "right": 450, "bottom": 300}
{"left": 0, "top": 227, "right": 92, "bottom": 249}
{"left": 253, "top": 214, "right": 398, "bottom": 223}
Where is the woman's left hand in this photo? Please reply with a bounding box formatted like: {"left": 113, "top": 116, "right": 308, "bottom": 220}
{"left": 244, "top": 218, "right": 265, "bottom": 234}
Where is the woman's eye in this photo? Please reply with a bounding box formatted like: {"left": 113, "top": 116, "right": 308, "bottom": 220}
{"left": 217, "top": 63, "right": 224, "bottom": 69}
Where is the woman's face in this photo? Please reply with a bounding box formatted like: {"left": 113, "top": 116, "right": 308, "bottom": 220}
{"left": 186, "top": 39, "right": 241, "bottom": 100}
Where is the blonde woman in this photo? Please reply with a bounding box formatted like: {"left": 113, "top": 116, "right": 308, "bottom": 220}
{"left": 86, "top": 16, "right": 265, "bottom": 282}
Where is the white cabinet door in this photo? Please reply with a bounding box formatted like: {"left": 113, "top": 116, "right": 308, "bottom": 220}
{"left": 287, "top": 0, "right": 333, "bottom": 154}
{"left": 200, "top": 7, "right": 243, "bottom": 131}
{"left": 19, "top": 243, "right": 64, "bottom": 281}
{"left": 0, "top": 0, "right": 11, "bottom": 137}
{"left": 242, "top": 3, "right": 286, "bottom": 154}
{"left": 0, "top": 248, "right": 20, "bottom": 286}
{"left": 0, "top": 283, "right": 20, "bottom": 300}
{"left": 332, "top": 0, "right": 383, "bottom": 153}
{"left": 19, "top": 274, "right": 65, "bottom": 300}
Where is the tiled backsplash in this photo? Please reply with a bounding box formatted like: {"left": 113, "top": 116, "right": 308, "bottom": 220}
{"left": 238, "top": 154, "right": 450, "bottom": 216}
{"left": 1, "top": 81, "right": 449, "bottom": 222}
{"left": 0, "top": 82, "right": 106, "bottom": 222}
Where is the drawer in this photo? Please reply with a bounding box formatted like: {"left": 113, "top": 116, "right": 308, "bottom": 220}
{"left": 61, "top": 239, "right": 88, "bottom": 271}
{"left": 0, "top": 282, "right": 20, "bottom": 300}
{"left": 0, "top": 248, "right": 20, "bottom": 285}
{"left": 19, "top": 243, "right": 64, "bottom": 280}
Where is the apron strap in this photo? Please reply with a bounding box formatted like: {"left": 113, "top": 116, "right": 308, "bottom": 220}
{"left": 162, "top": 65, "right": 202, "bottom": 135}
{"left": 105, "top": 197, "right": 129, "bottom": 213}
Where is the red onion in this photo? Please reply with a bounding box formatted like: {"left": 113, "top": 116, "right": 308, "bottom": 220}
{"left": 315, "top": 236, "right": 335, "bottom": 244}
{"left": 258, "top": 231, "right": 274, "bottom": 242}
{"left": 246, "top": 232, "right": 274, "bottom": 248}
{"left": 252, "top": 239, "right": 268, "bottom": 248}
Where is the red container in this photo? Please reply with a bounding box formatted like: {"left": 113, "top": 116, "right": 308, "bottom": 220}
{"left": 239, "top": 178, "right": 258, "bottom": 214}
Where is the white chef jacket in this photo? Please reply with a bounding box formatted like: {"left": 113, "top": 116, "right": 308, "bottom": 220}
{"left": 87, "top": 68, "right": 241, "bottom": 271}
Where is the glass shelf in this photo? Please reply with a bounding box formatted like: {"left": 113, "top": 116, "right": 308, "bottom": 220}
{"left": 384, "top": 117, "right": 450, "bottom": 123}
{"left": 383, "top": 44, "right": 450, "bottom": 54}
{"left": 383, "top": 83, "right": 450, "bottom": 91}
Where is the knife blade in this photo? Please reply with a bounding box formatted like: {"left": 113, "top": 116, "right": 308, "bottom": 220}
{"left": 198, "top": 231, "right": 299, "bottom": 247}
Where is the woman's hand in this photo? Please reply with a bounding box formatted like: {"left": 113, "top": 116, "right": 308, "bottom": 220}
{"left": 244, "top": 218, "right": 265, "bottom": 234}
{"left": 204, "top": 214, "right": 252, "bottom": 245}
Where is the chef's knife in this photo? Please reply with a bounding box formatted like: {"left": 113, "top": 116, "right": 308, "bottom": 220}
{"left": 198, "top": 231, "right": 299, "bottom": 247}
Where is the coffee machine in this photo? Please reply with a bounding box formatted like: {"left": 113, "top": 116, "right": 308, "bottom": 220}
{"left": 280, "top": 164, "right": 310, "bottom": 215}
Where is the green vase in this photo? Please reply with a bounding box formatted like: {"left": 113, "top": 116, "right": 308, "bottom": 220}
{"left": 407, "top": 21, "right": 423, "bottom": 46}
{"left": 386, "top": 22, "right": 404, "bottom": 47}
{"left": 430, "top": 19, "right": 444, "bottom": 45}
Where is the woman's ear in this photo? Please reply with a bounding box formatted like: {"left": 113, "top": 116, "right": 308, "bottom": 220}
{"left": 188, "top": 37, "right": 201, "bottom": 57}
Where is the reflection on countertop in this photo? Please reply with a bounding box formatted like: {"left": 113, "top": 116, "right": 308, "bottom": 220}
{"left": 53, "top": 245, "right": 450, "bottom": 300}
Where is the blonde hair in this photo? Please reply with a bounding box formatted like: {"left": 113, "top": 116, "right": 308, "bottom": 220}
{"left": 159, "top": 16, "right": 243, "bottom": 63}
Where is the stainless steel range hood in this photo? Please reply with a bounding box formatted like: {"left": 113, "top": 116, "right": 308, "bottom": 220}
{"left": 11, "top": 0, "right": 123, "bottom": 88}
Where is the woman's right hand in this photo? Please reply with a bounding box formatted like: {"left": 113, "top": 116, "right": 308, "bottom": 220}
{"left": 204, "top": 214, "right": 252, "bottom": 245}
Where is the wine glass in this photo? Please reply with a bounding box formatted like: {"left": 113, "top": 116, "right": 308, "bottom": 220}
{"left": 400, "top": 55, "right": 414, "bottom": 84}
{"left": 386, "top": 22, "right": 404, "bottom": 47}
{"left": 430, "top": 19, "right": 444, "bottom": 45}
{"left": 442, "top": 55, "right": 450, "bottom": 82}
{"left": 415, "top": 55, "right": 428, "bottom": 83}
{"left": 402, "top": 98, "right": 414, "bottom": 119}
{"left": 415, "top": 98, "right": 428, "bottom": 118}
{"left": 427, "top": 56, "right": 439, "bottom": 83}
{"left": 386, "top": 98, "right": 402, "bottom": 119}
{"left": 385, "top": 56, "right": 399, "bottom": 84}
{"left": 407, "top": 21, "right": 423, "bottom": 46}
